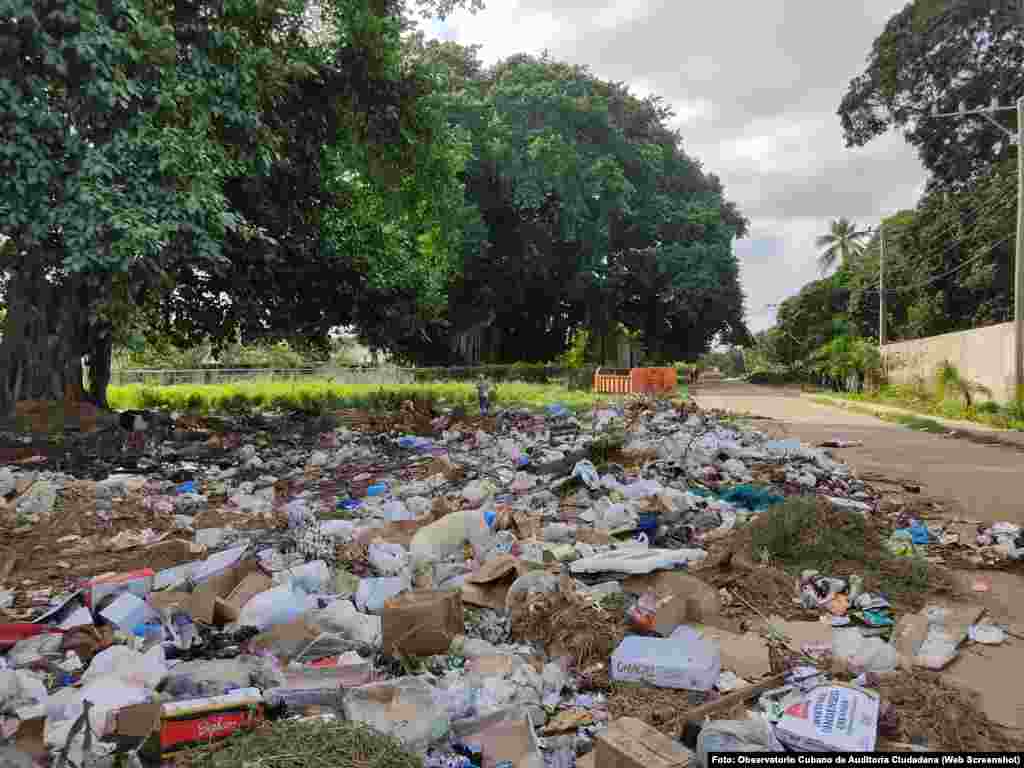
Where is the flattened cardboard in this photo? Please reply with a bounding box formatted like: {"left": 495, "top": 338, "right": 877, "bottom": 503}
{"left": 215, "top": 572, "right": 273, "bottom": 624}
{"left": 249, "top": 617, "right": 321, "bottom": 663}
{"left": 381, "top": 590, "right": 463, "bottom": 657}
{"left": 368, "top": 519, "right": 433, "bottom": 549}
{"left": 13, "top": 716, "right": 48, "bottom": 760}
{"left": 115, "top": 703, "right": 162, "bottom": 739}
{"left": 595, "top": 718, "right": 693, "bottom": 768}
{"left": 695, "top": 626, "right": 772, "bottom": 680}
{"left": 467, "top": 654, "right": 516, "bottom": 677}
{"left": 576, "top": 529, "right": 612, "bottom": 547}
{"left": 148, "top": 591, "right": 191, "bottom": 612}
{"left": 892, "top": 613, "right": 929, "bottom": 671}
{"left": 462, "top": 556, "right": 525, "bottom": 611}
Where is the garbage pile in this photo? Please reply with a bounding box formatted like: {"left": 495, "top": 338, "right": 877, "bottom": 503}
{"left": 0, "top": 396, "right": 1020, "bottom": 766}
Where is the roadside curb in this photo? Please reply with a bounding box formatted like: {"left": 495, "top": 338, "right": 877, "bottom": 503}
{"left": 804, "top": 393, "right": 1024, "bottom": 451}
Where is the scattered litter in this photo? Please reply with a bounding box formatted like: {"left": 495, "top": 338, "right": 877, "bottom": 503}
{"left": 1, "top": 392, "right": 1018, "bottom": 764}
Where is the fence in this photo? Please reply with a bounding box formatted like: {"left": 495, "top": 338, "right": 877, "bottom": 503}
{"left": 592, "top": 367, "right": 679, "bottom": 395}
{"left": 110, "top": 367, "right": 417, "bottom": 387}
{"left": 882, "top": 321, "right": 1017, "bottom": 403}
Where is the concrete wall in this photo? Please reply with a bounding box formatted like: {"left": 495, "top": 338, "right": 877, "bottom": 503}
{"left": 882, "top": 322, "right": 1017, "bottom": 403}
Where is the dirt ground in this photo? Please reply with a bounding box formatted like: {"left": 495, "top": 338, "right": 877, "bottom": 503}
{"left": 695, "top": 382, "right": 1024, "bottom": 730}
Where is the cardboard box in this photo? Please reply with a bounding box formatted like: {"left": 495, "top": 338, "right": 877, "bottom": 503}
{"left": 381, "top": 589, "right": 463, "bottom": 657}
{"left": 116, "top": 689, "right": 265, "bottom": 757}
{"left": 86, "top": 569, "right": 155, "bottom": 608}
{"left": 451, "top": 709, "right": 543, "bottom": 768}
{"left": 595, "top": 717, "right": 693, "bottom": 768}
{"left": 187, "top": 558, "right": 265, "bottom": 625}
{"left": 610, "top": 635, "right": 720, "bottom": 692}
{"left": 216, "top": 571, "right": 273, "bottom": 624}
{"left": 461, "top": 556, "right": 525, "bottom": 612}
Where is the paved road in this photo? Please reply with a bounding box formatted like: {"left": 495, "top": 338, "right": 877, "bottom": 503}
{"left": 694, "top": 383, "right": 1024, "bottom": 727}
{"left": 694, "top": 383, "right": 1024, "bottom": 527}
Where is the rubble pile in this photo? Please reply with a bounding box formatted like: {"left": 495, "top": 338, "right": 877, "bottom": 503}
{"left": 0, "top": 395, "right": 1020, "bottom": 766}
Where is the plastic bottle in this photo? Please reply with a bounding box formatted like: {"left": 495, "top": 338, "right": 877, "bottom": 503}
{"left": 410, "top": 507, "right": 497, "bottom": 562}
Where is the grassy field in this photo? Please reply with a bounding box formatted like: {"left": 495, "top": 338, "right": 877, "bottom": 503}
{"left": 107, "top": 378, "right": 688, "bottom": 414}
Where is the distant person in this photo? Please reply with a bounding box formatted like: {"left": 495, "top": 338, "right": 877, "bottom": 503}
{"left": 476, "top": 375, "right": 492, "bottom": 416}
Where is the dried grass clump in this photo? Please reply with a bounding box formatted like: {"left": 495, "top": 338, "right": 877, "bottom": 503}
{"left": 511, "top": 592, "right": 627, "bottom": 668}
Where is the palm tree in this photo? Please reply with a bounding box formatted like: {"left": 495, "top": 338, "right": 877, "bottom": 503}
{"left": 815, "top": 218, "right": 871, "bottom": 273}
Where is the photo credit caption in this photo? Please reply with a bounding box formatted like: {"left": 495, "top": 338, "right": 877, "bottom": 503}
{"left": 707, "top": 755, "right": 1024, "bottom": 766}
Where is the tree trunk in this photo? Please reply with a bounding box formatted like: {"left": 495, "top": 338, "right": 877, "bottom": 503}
{"left": 0, "top": 264, "right": 92, "bottom": 422}
{"left": 85, "top": 329, "right": 113, "bottom": 409}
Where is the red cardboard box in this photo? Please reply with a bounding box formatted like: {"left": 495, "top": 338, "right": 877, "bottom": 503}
{"left": 117, "top": 689, "right": 265, "bottom": 757}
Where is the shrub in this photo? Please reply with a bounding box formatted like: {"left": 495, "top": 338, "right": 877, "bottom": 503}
{"left": 566, "top": 366, "right": 597, "bottom": 391}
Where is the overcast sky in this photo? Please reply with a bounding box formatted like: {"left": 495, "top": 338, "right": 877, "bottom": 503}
{"left": 422, "top": 0, "right": 929, "bottom": 332}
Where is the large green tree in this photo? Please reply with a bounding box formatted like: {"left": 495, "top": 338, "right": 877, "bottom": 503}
{"left": 0, "top": 0, "right": 476, "bottom": 413}
{"left": 384, "top": 46, "right": 748, "bottom": 365}
{"left": 838, "top": 0, "right": 1023, "bottom": 191}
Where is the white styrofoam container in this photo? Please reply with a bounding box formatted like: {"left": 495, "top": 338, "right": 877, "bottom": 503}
{"left": 774, "top": 684, "right": 880, "bottom": 752}
{"left": 610, "top": 633, "right": 720, "bottom": 691}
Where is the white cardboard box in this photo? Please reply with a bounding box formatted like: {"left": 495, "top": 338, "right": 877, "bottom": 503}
{"left": 609, "top": 634, "right": 720, "bottom": 691}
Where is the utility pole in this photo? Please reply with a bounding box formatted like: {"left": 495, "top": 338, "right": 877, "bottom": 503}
{"left": 1016, "top": 95, "right": 1023, "bottom": 402}
{"left": 879, "top": 221, "right": 887, "bottom": 346}
{"left": 926, "top": 95, "right": 1022, "bottom": 401}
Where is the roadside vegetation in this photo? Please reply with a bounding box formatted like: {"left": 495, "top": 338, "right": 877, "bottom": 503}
{"left": 829, "top": 362, "right": 1024, "bottom": 431}
{"left": 106, "top": 379, "right": 651, "bottom": 415}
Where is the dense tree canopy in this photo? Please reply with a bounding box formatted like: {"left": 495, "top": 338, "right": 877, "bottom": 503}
{"left": 1, "top": 0, "right": 747, "bottom": 410}
{"left": 838, "top": 0, "right": 1023, "bottom": 191}
{"left": 0, "top": 0, "right": 475, "bottom": 412}
{"left": 379, "top": 45, "right": 749, "bottom": 365}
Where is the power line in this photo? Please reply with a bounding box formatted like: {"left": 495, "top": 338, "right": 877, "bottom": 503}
{"left": 869, "top": 190, "right": 1016, "bottom": 258}
{"left": 862, "top": 233, "right": 1015, "bottom": 295}
{"left": 858, "top": 195, "right": 1016, "bottom": 289}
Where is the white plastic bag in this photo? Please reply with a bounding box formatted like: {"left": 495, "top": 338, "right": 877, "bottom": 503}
{"left": 697, "top": 716, "right": 782, "bottom": 766}
{"left": 369, "top": 542, "right": 410, "bottom": 575}
{"left": 0, "top": 669, "right": 48, "bottom": 713}
{"left": 355, "top": 576, "right": 408, "bottom": 614}
{"left": 916, "top": 612, "right": 961, "bottom": 670}
{"left": 381, "top": 500, "right": 413, "bottom": 522}
{"left": 237, "top": 583, "right": 316, "bottom": 629}
{"left": 315, "top": 600, "right": 382, "bottom": 647}
{"left": 286, "top": 560, "right": 331, "bottom": 593}
{"left": 80, "top": 645, "right": 166, "bottom": 690}
{"left": 621, "top": 479, "right": 663, "bottom": 499}
{"left": 831, "top": 628, "right": 898, "bottom": 674}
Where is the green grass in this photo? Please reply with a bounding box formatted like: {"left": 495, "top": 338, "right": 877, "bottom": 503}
{"left": 748, "top": 497, "right": 938, "bottom": 605}
{"left": 105, "top": 378, "right": 678, "bottom": 415}
{"left": 837, "top": 385, "right": 1024, "bottom": 432}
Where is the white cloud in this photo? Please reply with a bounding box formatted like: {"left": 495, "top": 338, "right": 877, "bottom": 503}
{"left": 421, "top": 0, "right": 928, "bottom": 335}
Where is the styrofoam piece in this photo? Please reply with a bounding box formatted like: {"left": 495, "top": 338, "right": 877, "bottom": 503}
{"left": 569, "top": 548, "right": 706, "bottom": 575}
